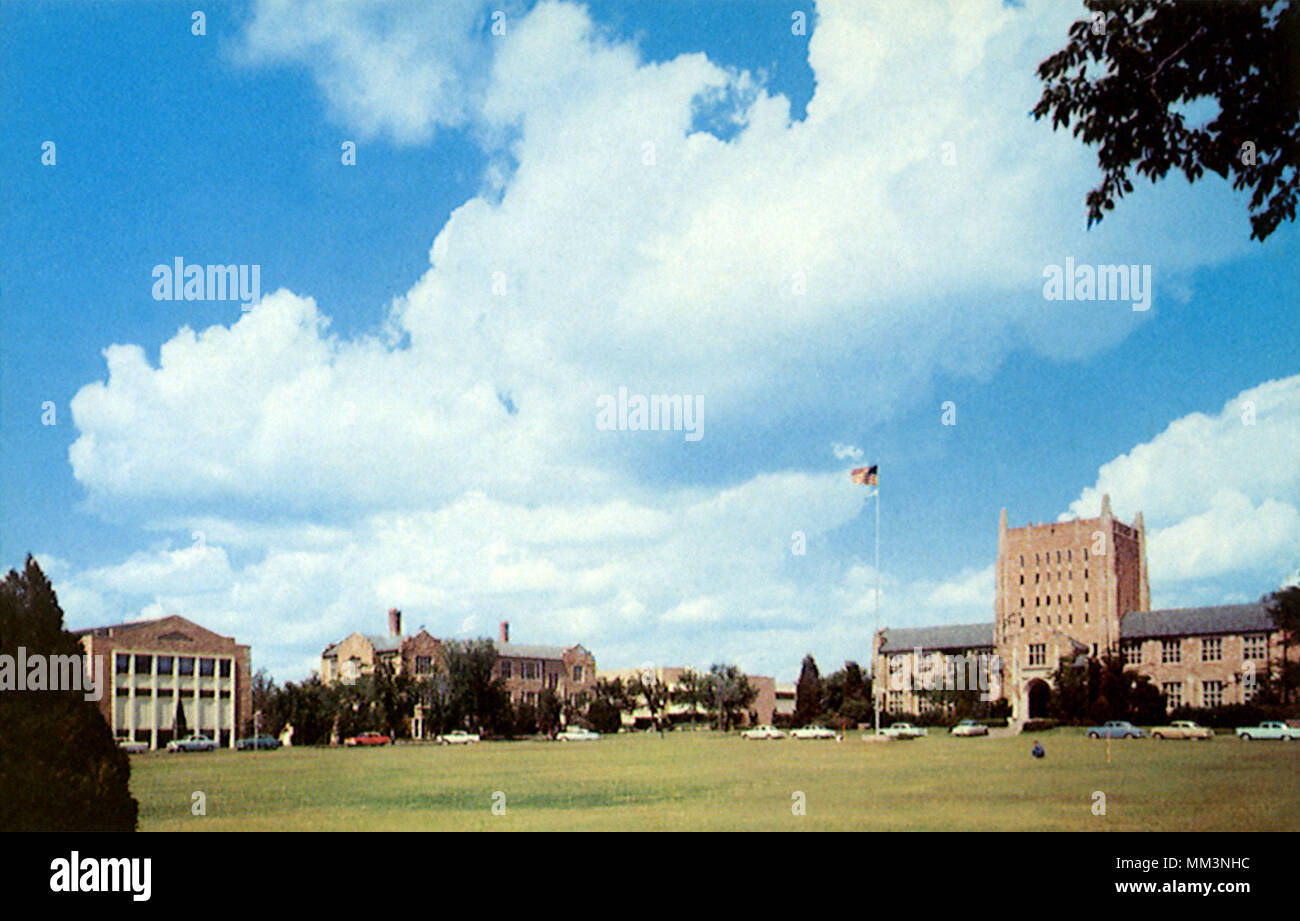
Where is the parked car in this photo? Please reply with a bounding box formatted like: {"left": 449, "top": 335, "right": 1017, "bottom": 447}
{"left": 790, "top": 725, "right": 838, "bottom": 740}
{"left": 165, "top": 733, "right": 217, "bottom": 752}
{"left": 344, "top": 732, "right": 391, "bottom": 747}
{"left": 1236, "top": 721, "right": 1300, "bottom": 741}
{"left": 556, "top": 727, "right": 600, "bottom": 742}
{"left": 876, "top": 722, "right": 928, "bottom": 739}
{"left": 1150, "top": 720, "right": 1213, "bottom": 741}
{"left": 436, "top": 730, "right": 480, "bottom": 745}
{"left": 117, "top": 738, "right": 149, "bottom": 754}
{"left": 740, "top": 725, "right": 786, "bottom": 740}
{"left": 951, "top": 720, "right": 989, "bottom": 737}
{"left": 235, "top": 734, "right": 282, "bottom": 751}
{"left": 1085, "top": 721, "right": 1145, "bottom": 739}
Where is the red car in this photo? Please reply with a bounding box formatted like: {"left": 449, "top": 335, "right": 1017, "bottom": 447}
{"left": 344, "top": 732, "right": 391, "bottom": 747}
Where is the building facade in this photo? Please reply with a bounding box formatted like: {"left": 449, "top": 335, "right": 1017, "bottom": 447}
{"left": 321, "top": 614, "right": 597, "bottom": 737}
{"left": 874, "top": 497, "right": 1294, "bottom": 720}
{"left": 76, "top": 615, "right": 251, "bottom": 750}
{"left": 595, "top": 666, "right": 777, "bottom": 727}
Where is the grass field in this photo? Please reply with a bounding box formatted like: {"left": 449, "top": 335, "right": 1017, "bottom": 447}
{"left": 130, "top": 731, "right": 1300, "bottom": 831}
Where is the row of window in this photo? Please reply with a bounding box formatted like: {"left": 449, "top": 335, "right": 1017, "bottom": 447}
{"left": 1162, "top": 680, "right": 1246, "bottom": 708}
{"left": 115, "top": 653, "right": 232, "bottom": 678}
{"left": 1123, "top": 634, "right": 1267, "bottom": 665}
{"left": 1020, "top": 592, "right": 1090, "bottom": 608}
{"left": 498, "top": 660, "right": 585, "bottom": 683}
{"left": 115, "top": 687, "right": 231, "bottom": 698}
{"left": 1020, "top": 569, "right": 1089, "bottom": 585}
{"left": 1019, "top": 549, "right": 1088, "bottom": 567}
{"left": 1014, "top": 612, "right": 1091, "bottom": 629}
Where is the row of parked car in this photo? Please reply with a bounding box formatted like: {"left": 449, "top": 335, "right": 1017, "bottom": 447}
{"left": 1082, "top": 720, "right": 1300, "bottom": 740}
{"left": 739, "top": 718, "right": 1300, "bottom": 742}
{"left": 117, "top": 725, "right": 605, "bottom": 753}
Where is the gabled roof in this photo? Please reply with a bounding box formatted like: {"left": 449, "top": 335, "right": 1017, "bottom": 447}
{"left": 72, "top": 614, "right": 238, "bottom": 646}
{"left": 1121, "top": 602, "right": 1274, "bottom": 640}
{"left": 879, "top": 622, "right": 995, "bottom": 654}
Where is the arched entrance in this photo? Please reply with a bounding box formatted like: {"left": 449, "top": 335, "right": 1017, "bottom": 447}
{"left": 1026, "top": 679, "right": 1051, "bottom": 719}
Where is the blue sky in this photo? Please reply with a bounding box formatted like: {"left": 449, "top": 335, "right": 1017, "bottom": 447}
{"left": 2, "top": 0, "right": 1297, "bottom": 683}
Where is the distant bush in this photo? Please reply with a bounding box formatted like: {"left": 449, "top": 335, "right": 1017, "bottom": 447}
{"left": 1020, "top": 719, "right": 1058, "bottom": 733}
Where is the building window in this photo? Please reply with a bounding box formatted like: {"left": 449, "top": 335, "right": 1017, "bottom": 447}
{"left": 156, "top": 656, "right": 173, "bottom": 675}
{"left": 1161, "top": 640, "right": 1181, "bottom": 665}
{"left": 178, "top": 657, "right": 195, "bottom": 676}
{"left": 1162, "top": 682, "right": 1182, "bottom": 710}
{"left": 219, "top": 659, "right": 232, "bottom": 678}
{"left": 1201, "top": 637, "right": 1222, "bottom": 662}
{"left": 522, "top": 661, "right": 540, "bottom": 680}
{"left": 1028, "top": 644, "right": 1046, "bottom": 667}
{"left": 887, "top": 691, "right": 904, "bottom": 712}
{"left": 499, "top": 660, "right": 512, "bottom": 679}
{"left": 115, "top": 654, "right": 131, "bottom": 675}
{"left": 1202, "top": 680, "right": 1224, "bottom": 708}
{"left": 1020, "top": 598, "right": 1025, "bottom": 608}
{"left": 199, "top": 658, "right": 215, "bottom": 677}
{"left": 1019, "top": 574, "right": 1024, "bottom": 585}
{"left": 134, "top": 654, "right": 152, "bottom": 673}
{"left": 573, "top": 665, "right": 584, "bottom": 682}
{"left": 1122, "top": 640, "right": 1142, "bottom": 665}
{"left": 1083, "top": 548, "right": 1089, "bottom": 561}
{"left": 1084, "top": 592, "right": 1089, "bottom": 603}
{"left": 1243, "top": 634, "right": 1267, "bottom": 660}
{"left": 415, "top": 656, "right": 433, "bottom": 676}
{"left": 1035, "top": 573, "right": 1040, "bottom": 584}
{"left": 1067, "top": 550, "right": 1072, "bottom": 562}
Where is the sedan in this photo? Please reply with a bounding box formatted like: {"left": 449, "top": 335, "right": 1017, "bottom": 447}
{"left": 740, "top": 725, "right": 786, "bottom": 740}
{"left": 1236, "top": 721, "right": 1300, "bottom": 741}
{"left": 1150, "top": 720, "right": 1213, "bottom": 741}
{"left": 165, "top": 733, "right": 217, "bottom": 752}
{"left": 344, "top": 732, "right": 391, "bottom": 747}
{"left": 235, "top": 734, "right": 282, "bottom": 751}
{"left": 117, "top": 738, "right": 150, "bottom": 754}
{"left": 951, "top": 720, "right": 989, "bottom": 737}
{"left": 1085, "top": 721, "right": 1145, "bottom": 739}
{"left": 790, "top": 725, "right": 838, "bottom": 740}
{"left": 436, "top": 730, "right": 480, "bottom": 745}
{"left": 556, "top": 727, "right": 600, "bottom": 742}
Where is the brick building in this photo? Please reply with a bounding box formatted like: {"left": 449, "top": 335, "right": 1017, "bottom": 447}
{"left": 75, "top": 615, "right": 251, "bottom": 750}
{"left": 320, "top": 614, "right": 596, "bottom": 737}
{"left": 595, "top": 665, "right": 777, "bottom": 727}
{"left": 873, "top": 496, "right": 1295, "bottom": 720}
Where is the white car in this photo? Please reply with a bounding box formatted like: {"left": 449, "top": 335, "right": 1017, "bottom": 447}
{"left": 740, "top": 725, "right": 786, "bottom": 740}
{"left": 951, "top": 720, "right": 989, "bottom": 737}
{"left": 165, "top": 733, "right": 217, "bottom": 752}
{"left": 790, "top": 725, "right": 838, "bottom": 740}
{"left": 556, "top": 727, "right": 600, "bottom": 742}
{"left": 436, "top": 730, "right": 480, "bottom": 745}
{"left": 117, "top": 738, "right": 149, "bottom": 754}
{"left": 875, "top": 722, "right": 928, "bottom": 739}
{"left": 1236, "top": 721, "right": 1300, "bottom": 741}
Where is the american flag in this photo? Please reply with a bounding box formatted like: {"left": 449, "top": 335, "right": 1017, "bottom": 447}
{"left": 850, "top": 465, "right": 878, "bottom": 486}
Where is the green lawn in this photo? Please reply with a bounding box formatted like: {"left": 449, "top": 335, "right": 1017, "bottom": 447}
{"left": 129, "top": 731, "right": 1300, "bottom": 831}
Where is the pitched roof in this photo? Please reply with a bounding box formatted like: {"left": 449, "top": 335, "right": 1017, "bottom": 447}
{"left": 1121, "top": 602, "right": 1274, "bottom": 640}
{"left": 493, "top": 640, "right": 571, "bottom": 660}
{"left": 879, "top": 622, "right": 995, "bottom": 654}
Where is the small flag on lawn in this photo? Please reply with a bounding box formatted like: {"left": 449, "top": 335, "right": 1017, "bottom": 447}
{"left": 850, "top": 465, "right": 878, "bottom": 486}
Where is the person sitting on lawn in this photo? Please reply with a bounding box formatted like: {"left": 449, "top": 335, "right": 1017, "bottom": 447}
{"left": 1031, "top": 740, "right": 1045, "bottom": 759}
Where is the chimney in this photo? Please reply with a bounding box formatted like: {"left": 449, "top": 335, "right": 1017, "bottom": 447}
{"left": 388, "top": 608, "right": 402, "bottom": 637}
{"left": 499, "top": 621, "right": 509, "bottom": 644}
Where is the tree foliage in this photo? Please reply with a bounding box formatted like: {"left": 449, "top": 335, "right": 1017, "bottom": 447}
{"left": 0, "top": 557, "right": 138, "bottom": 831}
{"left": 1034, "top": 0, "right": 1299, "bottom": 241}
{"left": 794, "top": 654, "right": 822, "bottom": 727}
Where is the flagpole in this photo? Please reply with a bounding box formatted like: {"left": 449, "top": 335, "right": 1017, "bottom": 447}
{"left": 873, "top": 480, "right": 881, "bottom": 735}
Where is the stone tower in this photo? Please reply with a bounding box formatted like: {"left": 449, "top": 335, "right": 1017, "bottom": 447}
{"left": 995, "top": 496, "right": 1150, "bottom": 719}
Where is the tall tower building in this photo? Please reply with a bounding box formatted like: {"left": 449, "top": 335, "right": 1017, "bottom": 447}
{"left": 994, "top": 495, "right": 1149, "bottom": 718}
